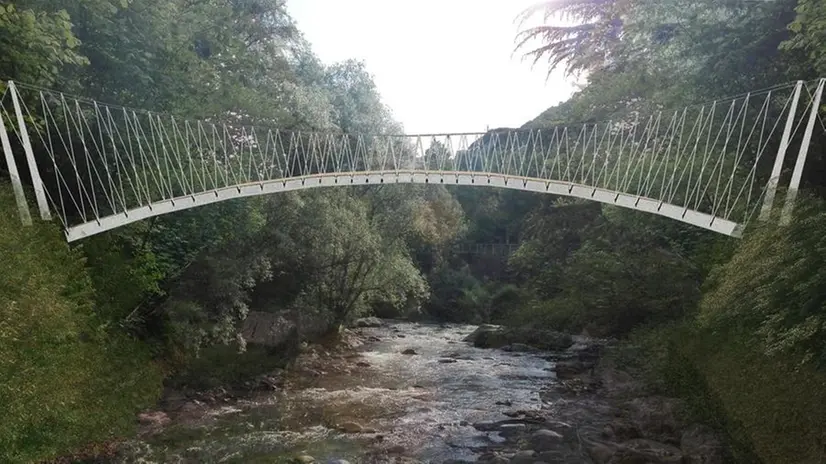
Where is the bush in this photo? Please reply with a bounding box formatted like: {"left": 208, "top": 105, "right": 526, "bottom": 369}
{"left": 0, "top": 185, "right": 162, "bottom": 463}
{"left": 501, "top": 296, "right": 582, "bottom": 333}
{"left": 693, "top": 198, "right": 826, "bottom": 461}
{"left": 699, "top": 198, "right": 826, "bottom": 368}
{"left": 614, "top": 323, "right": 762, "bottom": 463}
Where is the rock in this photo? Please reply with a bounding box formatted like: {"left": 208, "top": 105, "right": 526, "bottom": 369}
{"left": 536, "top": 450, "right": 569, "bottom": 462}
{"left": 502, "top": 343, "right": 535, "bottom": 352}
{"left": 326, "top": 460, "right": 351, "bottom": 464}
{"left": 254, "top": 374, "right": 283, "bottom": 390}
{"left": 464, "top": 325, "right": 573, "bottom": 351}
{"left": 588, "top": 442, "right": 617, "bottom": 464}
{"left": 680, "top": 424, "right": 725, "bottom": 464}
{"left": 356, "top": 361, "right": 371, "bottom": 367}
{"left": 352, "top": 317, "right": 383, "bottom": 328}
{"left": 598, "top": 367, "right": 645, "bottom": 398}
{"left": 495, "top": 400, "right": 513, "bottom": 406}
{"left": 509, "top": 450, "right": 536, "bottom": 464}
{"left": 609, "top": 439, "right": 682, "bottom": 464}
{"left": 530, "top": 428, "right": 564, "bottom": 451}
{"left": 402, "top": 348, "right": 417, "bottom": 355}
{"left": 294, "top": 456, "right": 315, "bottom": 464}
{"left": 438, "top": 358, "right": 457, "bottom": 363}
{"left": 464, "top": 324, "right": 510, "bottom": 348}
{"left": 602, "top": 419, "right": 642, "bottom": 442}
{"left": 396, "top": 334, "right": 406, "bottom": 338}
{"left": 554, "top": 360, "right": 594, "bottom": 379}
{"left": 477, "top": 452, "right": 510, "bottom": 464}
{"left": 178, "top": 400, "right": 201, "bottom": 414}
{"left": 624, "top": 397, "right": 683, "bottom": 439}
{"left": 137, "top": 411, "right": 170, "bottom": 428}
{"left": 338, "top": 421, "right": 365, "bottom": 433}
{"left": 498, "top": 422, "right": 527, "bottom": 437}
{"left": 386, "top": 445, "right": 406, "bottom": 454}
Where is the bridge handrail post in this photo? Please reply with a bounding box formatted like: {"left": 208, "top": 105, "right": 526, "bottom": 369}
{"left": 759, "top": 80, "right": 803, "bottom": 221}
{"left": 780, "top": 78, "right": 825, "bottom": 225}
{"left": 0, "top": 85, "right": 32, "bottom": 225}
{"left": 8, "top": 81, "right": 51, "bottom": 221}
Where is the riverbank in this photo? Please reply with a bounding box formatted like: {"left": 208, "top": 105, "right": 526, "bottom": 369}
{"left": 112, "top": 320, "right": 729, "bottom": 463}
{"left": 463, "top": 327, "right": 728, "bottom": 463}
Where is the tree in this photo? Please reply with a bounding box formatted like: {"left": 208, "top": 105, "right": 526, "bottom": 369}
{"left": 515, "top": 0, "right": 629, "bottom": 76}
{"left": 262, "top": 191, "right": 427, "bottom": 330}
{"left": 0, "top": 3, "right": 87, "bottom": 88}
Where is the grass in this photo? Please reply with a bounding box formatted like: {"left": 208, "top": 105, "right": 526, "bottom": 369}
{"left": 0, "top": 184, "right": 163, "bottom": 463}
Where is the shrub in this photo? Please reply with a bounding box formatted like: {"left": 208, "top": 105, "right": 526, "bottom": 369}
{"left": 0, "top": 185, "right": 162, "bottom": 463}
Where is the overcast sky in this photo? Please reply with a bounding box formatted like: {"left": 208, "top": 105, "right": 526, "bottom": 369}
{"left": 287, "top": 0, "right": 577, "bottom": 134}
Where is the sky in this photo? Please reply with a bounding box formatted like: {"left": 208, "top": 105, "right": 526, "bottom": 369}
{"left": 287, "top": 0, "right": 577, "bottom": 135}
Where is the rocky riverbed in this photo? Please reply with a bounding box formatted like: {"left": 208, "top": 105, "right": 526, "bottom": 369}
{"left": 121, "top": 321, "right": 727, "bottom": 463}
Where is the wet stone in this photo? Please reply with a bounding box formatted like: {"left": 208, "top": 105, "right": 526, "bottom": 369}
{"left": 508, "top": 450, "right": 536, "bottom": 464}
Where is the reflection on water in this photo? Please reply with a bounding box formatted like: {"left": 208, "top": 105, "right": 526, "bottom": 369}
{"left": 122, "top": 323, "right": 556, "bottom": 463}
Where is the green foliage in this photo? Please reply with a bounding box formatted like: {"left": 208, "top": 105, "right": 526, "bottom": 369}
{"left": 261, "top": 191, "right": 428, "bottom": 330}
{"left": 168, "top": 343, "right": 294, "bottom": 392}
{"left": 509, "top": 205, "right": 702, "bottom": 336}
{"left": 698, "top": 337, "right": 826, "bottom": 462}
{"left": 0, "top": 185, "right": 162, "bottom": 463}
{"left": 611, "top": 324, "right": 762, "bottom": 463}
{"left": 0, "top": 2, "right": 88, "bottom": 87}
{"left": 515, "top": 0, "right": 626, "bottom": 76}
{"left": 514, "top": 1, "right": 826, "bottom": 461}
{"left": 2, "top": 0, "right": 826, "bottom": 460}
{"left": 700, "top": 197, "right": 826, "bottom": 368}
{"left": 782, "top": 0, "right": 826, "bottom": 75}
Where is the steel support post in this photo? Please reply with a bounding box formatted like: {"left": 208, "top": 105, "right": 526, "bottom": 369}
{"left": 8, "top": 81, "right": 51, "bottom": 220}
{"left": 780, "top": 78, "right": 825, "bottom": 225}
{"left": 759, "top": 80, "right": 803, "bottom": 221}
{"left": 0, "top": 104, "right": 32, "bottom": 225}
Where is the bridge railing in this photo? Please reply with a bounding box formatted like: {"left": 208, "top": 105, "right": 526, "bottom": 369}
{"left": 1, "top": 79, "right": 823, "bottom": 240}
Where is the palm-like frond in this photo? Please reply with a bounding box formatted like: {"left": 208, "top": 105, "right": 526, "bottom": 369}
{"left": 517, "top": 0, "right": 617, "bottom": 26}
{"left": 515, "top": 0, "right": 624, "bottom": 76}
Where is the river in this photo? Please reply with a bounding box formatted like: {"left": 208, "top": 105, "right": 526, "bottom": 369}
{"left": 120, "top": 322, "right": 564, "bottom": 463}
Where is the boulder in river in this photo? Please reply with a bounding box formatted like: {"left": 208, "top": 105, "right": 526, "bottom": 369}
{"left": 501, "top": 343, "right": 536, "bottom": 352}
{"left": 530, "top": 428, "right": 564, "bottom": 451}
{"left": 508, "top": 450, "right": 536, "bottom": 464}
{"left": 352, "top": 317, "right": 383, "bottom": 328}
{"left": 338, "top": 421, "right": 365, "bottom": 433}
{"left": 464, "top": 325, "right": 573, "bottom": 351}
{"left": 402, "top": 348, "right": 417, "bottom": 355}
{"left": 554, "top": 359, "right": 594, "bottom": 379}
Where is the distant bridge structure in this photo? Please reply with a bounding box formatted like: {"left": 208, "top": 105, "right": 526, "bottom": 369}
{"left": 1, "top": 79, "right": 824, "bottom": 242}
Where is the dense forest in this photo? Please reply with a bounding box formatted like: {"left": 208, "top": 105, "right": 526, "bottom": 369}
{"left": 1, "top": 0, "right": 826, "bottom": 462}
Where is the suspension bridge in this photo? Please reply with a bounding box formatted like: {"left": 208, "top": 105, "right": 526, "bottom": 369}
{"left": 1, "top": 79, "right": 824, "bottom": 242}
